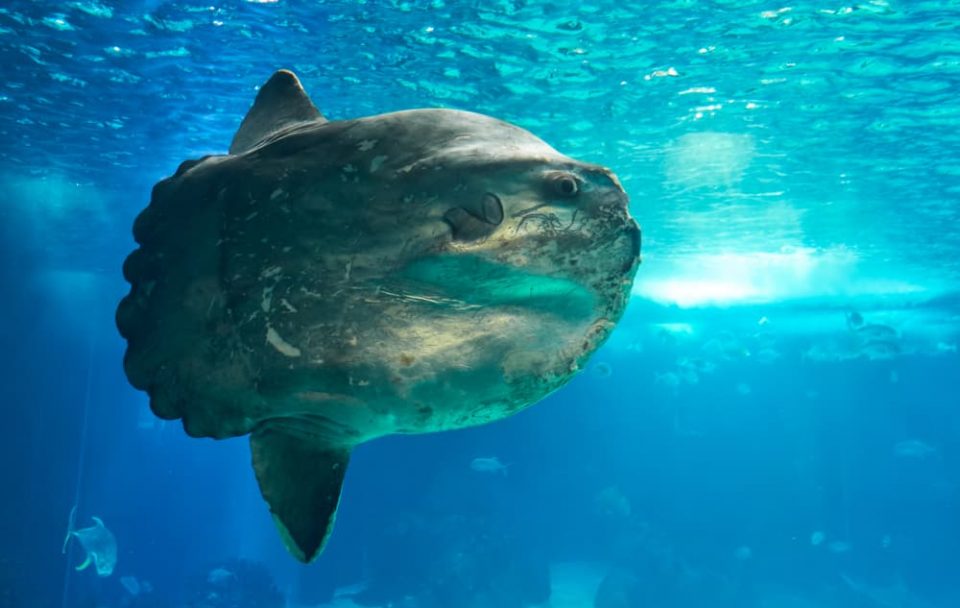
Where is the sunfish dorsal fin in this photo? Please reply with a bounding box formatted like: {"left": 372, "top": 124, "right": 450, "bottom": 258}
{"left": 250, "top": 420, "right": 350, "bottom": 563}
{"left": 229, "top": 69, "right": 326, "bottom": 155}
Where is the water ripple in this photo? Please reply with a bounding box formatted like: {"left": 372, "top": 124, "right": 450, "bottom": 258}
{"left": 0, "top": 0, "right": 958, "bottom": 297}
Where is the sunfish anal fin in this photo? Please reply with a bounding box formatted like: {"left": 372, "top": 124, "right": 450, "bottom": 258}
{"left": 250, "top": 421, "right": 350, "bottom": 563}
{"left": 229, "top": 69, "right": 325, "bottom": 155}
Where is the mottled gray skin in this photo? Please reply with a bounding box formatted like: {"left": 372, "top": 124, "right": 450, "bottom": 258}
{"left": 117, "top": 70, "right": 640, "bottom": 562}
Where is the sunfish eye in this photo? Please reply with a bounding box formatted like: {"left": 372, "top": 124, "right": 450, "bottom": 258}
{"left": 481, "top": 193, "right": 504, "bottom": 225}
{"left": 549, "top": 173, "right": 580, "bottom": 198}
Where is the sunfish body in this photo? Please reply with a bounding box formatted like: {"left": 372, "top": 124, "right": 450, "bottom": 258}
{"left": 62, "top": 508, "right": 117, "bottom": 577}
{"left": 117, "top": 70, "right": 641, "bottom": 562}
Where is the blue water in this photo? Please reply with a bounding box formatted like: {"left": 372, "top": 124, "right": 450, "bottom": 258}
{"left": 2, "top": 1, "right": 958, "bottom": 607}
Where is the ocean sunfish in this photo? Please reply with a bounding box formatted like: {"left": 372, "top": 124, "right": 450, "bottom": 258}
{"left": 117, "top": 70, "right": 641, "bottom": 562}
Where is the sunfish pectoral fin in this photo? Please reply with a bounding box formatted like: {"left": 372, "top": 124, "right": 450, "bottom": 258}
{"left": 229, "top": 69, "right": 325, "bottom": 155}
{"left": 250, "top": 421, "right": 351, "bottom": 564}
{"left": 75, "top": 554, "right": 92, "bottom": 571}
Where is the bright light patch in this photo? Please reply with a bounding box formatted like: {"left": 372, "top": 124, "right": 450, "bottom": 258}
{"left": 634, "top": 247, "right": 931, "bottom": 307}
{"left": 650, "top": 322, "right": 695, "bottom": 335}
{"left": 643, "top": 279, "right": 759, "bottom": 308}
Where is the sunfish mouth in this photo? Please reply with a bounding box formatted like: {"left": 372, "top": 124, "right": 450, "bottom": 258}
{"left": 397, "top": 253, "right": 598, "bottom": 319}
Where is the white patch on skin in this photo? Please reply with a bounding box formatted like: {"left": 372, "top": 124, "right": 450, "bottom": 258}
{"left": 261, "top": 266, "right": 282, "bottom": 278}
{"left": 369, "top": 155, "right": 388, "bottom": 173}
{"left": 245, "top": 211, "right": 258, "bottom": 221}
{"left": 357, "top": 139, "right": 377, "bottom": 151}
{"left": 270, "top": 188, "right": 284, "bottom": 200}
{"left": 280, "top": 298, "right": 297, "bottom": 313}
{"left": 299, "top": 287, "right": 324, "bottom": 298}
{"left": 261, "top": 285, "right": 274, "bottom": 312}
{"left": 266, "top": 326, "right": 301, "bottom": 357}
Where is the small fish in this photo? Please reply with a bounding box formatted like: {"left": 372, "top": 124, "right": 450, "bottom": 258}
{"left": 120, "top": 576, "right": 152, "bottom": 596}
{"left": 936, "top": 341, "right": 958, "bottom": 353}
{"left": 120, "top": 576, "right": 141, "bottom": 596}
{"left": 894, "top": 439, "right": 936, "bottom": 459}
{"left": 333, "top": 581, "right": 369, "bottom": 599}
{"left": 470, "top": 457, "right": 509, "bottom": 475}
{"left": 592, "top": 361, "right": 613, "bottom": 378}
{"left": 827, "top": 540, "right": 852, "bottom": 554}
{"left": 207, "top": 567, "right": 236, "bottom": 585}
